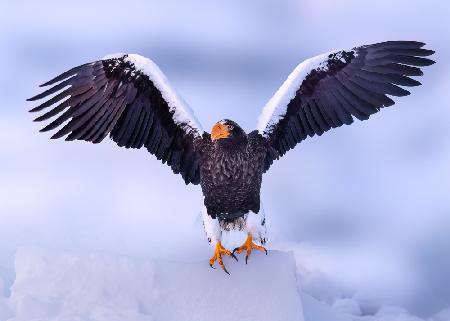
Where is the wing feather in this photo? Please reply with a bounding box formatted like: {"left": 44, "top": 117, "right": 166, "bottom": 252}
{"left": 257, "top": 41, "right": 434, "bottom": 171}
{"left": 29, "top": 54, "right": 205, "bottom": 184}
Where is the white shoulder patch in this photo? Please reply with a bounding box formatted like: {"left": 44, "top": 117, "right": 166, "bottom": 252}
{"left": 102, "top": 53, "right": 204, "bottom": 136}
{"left": 102, "top": 53, "right": 126, "bottom": 60}
{"left": 256, "top": 50, "right": 343, "bottom": 137}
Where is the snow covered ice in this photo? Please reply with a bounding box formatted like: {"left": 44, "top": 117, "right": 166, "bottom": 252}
{"left": 9, "top": 248, "right": 157, "bottom": 321}
{"left": 4, "top": 247, "right": 311, "bottom": 321}
{"left": 0, "top": 251, "right": 371, "bottom": 321}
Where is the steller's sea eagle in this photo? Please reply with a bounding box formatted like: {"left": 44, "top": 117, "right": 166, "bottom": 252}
{"left": 28, "top": 41, "right": 435, "bottom": 274}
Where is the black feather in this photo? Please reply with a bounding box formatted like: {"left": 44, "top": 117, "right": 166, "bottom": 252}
{"left": 39, "top": 64, "right": 90, "bottom": 87}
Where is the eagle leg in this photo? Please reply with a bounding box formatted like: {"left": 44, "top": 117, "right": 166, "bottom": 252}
{"left": 232, "top": 233, "right": 267, "bottom": 264}
{"left": 209, "top": 241, "right": 238, "bottom": 275}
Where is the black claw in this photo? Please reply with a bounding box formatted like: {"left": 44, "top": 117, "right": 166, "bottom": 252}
{"left": 231, "top": 252, "right": 239, "bottom": 262}
{"left": 232, "top": 248, "right": 238, "bottom": 256}
{"left": 210, "top": 264, "right": 216, "bottom": 269}
{"left": 222, "top": 266, "right": 230, "bottom": 275}
{"left": 264, "top": 249, "right": 268, "bottom": 255}
{"left": 245, "top": 255, "right": 249, "bottom": 264}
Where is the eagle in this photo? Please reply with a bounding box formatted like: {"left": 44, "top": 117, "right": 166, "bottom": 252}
{"left": 28, "top": 41, "right": 434, "bottom": 274}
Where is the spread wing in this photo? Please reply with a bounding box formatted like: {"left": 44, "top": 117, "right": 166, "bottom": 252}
{"left": 28, "top": 53, "right": 205, "bottom": 184}
{"left": 256, "top": 41, "right": 435, "bottom": 172}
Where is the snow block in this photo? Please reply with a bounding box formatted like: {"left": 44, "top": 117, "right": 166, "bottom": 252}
{"left": 153, "top": 250, "right": 304, "bottom": 321}
{"left": 9, "top": 248, "right": 157, "bottom": 321}
{"left": 8, "top": 248, "right": 304, "bottom": 321}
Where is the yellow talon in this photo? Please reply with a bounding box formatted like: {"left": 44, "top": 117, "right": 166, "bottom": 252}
{"left": 232, "top": 233, "right": 267, "bottom": 264}
{"left": 209, "top": 241, "right": 238, "bottom": 275}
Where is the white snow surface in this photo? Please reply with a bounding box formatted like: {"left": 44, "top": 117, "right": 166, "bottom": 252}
{"left": 2, "top": 245, "right": 449, "bottom": 321}
{"left": 10, "top": 248, "right": 157, "bottom": 321}
{"left": 256, "top": 50, "right": 342, "bottom": 136}
{"left": 6, "top": 247, "right": 305, "bottom": 321}
{"left": 102, "top": 53, "right": 204, "bottom": 137}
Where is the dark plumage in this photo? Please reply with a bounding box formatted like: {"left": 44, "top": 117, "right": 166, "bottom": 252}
{"left": 29, "top": 55, "right": 200, "bottom": 185}
{"left": 27, "top": 41, "right": 435, "bottom": 273}
{"left": 261, "top": 41, "right": 435, "bottom": 171}
{"left": 196, "top": 120, "right": 267, "bottom": 221}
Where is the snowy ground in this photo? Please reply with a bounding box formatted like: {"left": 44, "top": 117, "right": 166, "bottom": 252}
{"left": 0, "top": 248, "right": 305, "bottom": 321}
{"left": 1, "top": 246, "right": 449, "bottom": 321}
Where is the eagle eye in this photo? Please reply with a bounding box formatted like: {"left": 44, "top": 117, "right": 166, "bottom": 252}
{"left": 227, "top": 124, "right": 234, "bottom": 130}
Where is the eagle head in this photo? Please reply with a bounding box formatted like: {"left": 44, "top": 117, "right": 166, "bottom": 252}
{"left": 211, "top": 119, "right": 245, "bottom": 142}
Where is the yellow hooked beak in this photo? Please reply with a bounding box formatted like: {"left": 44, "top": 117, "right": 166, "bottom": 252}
{"left": 211, "top": 122, "right": 230, "bottom": 141}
